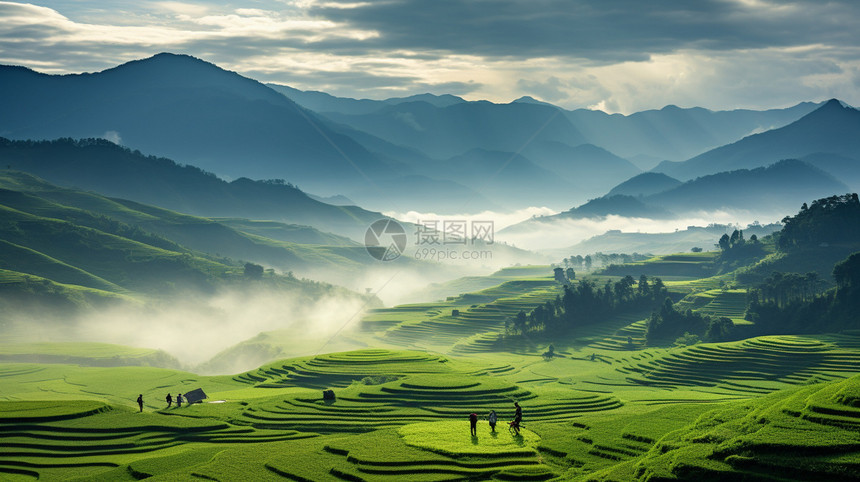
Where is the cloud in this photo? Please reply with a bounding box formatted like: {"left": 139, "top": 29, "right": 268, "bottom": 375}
{"left": 517, "top": 77, "right": 570, "bottom": 103}
{"left": 498, "top": 209, "right": 775, "bottom": 251}
{"left": 384, "top": 206, "right": 557, "bottom": 231}
{"left": 308, "top": 0, "right": 860, "bottom": 62}
{"left": 1, "top": 1, "right": 860, "bottom": 112}
{"left": 101, "top": 130, "right": 122, "bottom": 144}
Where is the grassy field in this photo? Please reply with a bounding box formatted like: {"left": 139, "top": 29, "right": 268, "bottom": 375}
{"left": 2, "top": 252, "right": 860, "bottom": 480}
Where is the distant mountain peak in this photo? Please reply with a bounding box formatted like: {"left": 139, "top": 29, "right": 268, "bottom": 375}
{"left": 818, "top": 98, "right": 855, "bottom": 111}
{"left": 512, "top": 96, "right": 555, "bottom": 107}
{"left": 109, "top": 52, "right": 230, "bottom": 76}
{"left": 786, "top": 97, "right": 859, "bottom": 127}
{"left": 607, "top": 172, "right": 682, "bottom": 198}
{"left": 383, "top": 93, "right": 465, "bottom": 107}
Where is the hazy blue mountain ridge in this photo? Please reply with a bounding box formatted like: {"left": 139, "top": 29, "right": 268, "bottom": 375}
{"left": 653, "top": 99, "right": 860, "bottom": 182}
{"left": 0, "top": 137, "right": 388, "bottom": 239}
{"left": 607, "top": 172, "right": 683, "bottom": 197}
{"left": 0, "top": 53, "right": 404, "bottom": 195}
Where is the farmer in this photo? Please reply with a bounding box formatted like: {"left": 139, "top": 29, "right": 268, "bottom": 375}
{"left": 137, "top": 394, "right": 143, "bottom": 413}
{"left": 166, "top": 393, "right": 173, "bottom": 409}
{"left": 177, "top": 393, "right": 183, "bottom": 408}
{"left": 512, "top": 402, "right": 522, "bottom": 434}
{"left": 488, "top": 410, "right": 497, "bottom": 432}
{"left": 469, "top": 412, "right": 478, "bottom": 436}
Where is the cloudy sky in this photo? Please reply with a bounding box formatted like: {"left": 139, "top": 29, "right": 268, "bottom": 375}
{"left": 1, "top": 0, "right": 858, "bottom": 113}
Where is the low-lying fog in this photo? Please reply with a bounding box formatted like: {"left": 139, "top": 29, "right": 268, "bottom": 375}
{"left": 2, "top": 287, "right": 369, "bottom": 371}
{"left": 1, "top": 207, "right": 780, "bottom": 375}
{"left": 387, "top": 207, "right": 773, "bottom": 251}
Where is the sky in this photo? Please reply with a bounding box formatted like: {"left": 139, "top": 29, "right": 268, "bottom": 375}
{"left": 1, "top": 0, "right": 859, "bottom": 113}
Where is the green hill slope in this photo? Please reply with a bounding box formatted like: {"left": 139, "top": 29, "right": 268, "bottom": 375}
{"left": 605, "top": 374, "right": 860, "bottom": 481}
{"left": 0, "top": 137, "right": 389, "bottom": 239}
{"left": 0, "top": 171, "right": 420, "bottom": 280}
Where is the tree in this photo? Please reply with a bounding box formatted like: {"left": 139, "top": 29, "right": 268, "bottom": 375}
{"left": 718, "top": 233, "right": 730, "bottom": 251}
{"left": 834, "top": 252, "right": 860, "bottom": 290}
{"left": 691, "top": 247, "right": 703, "bottom": 253}
{"left": 675, "top": 332, "right": 700, "bottom": 346}
{"left": 542, "top": 344, "right": 555, "bottom": 360}
{"left": 779, "top": 194, "right": 860, "bottom": 250}
{"left": 512, "top": 310, "right": 527, "bottom": 335}
{"left": 704, "top": 317, "right": 734, "bottom": 342}
{"left": 637, "top": 275, "right": 650, "bottom": 297}
{"left": 614, "top": 275, "right": 635, "bottom": 303}
{"left": 243, "top": 262, "right": 264, "bottom": 279}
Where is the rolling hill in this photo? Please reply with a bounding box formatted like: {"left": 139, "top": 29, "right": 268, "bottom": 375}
{"left": 0, "top": 137, "right": 389, "bottom": 240}
{"left": 0, "top": 171, "right": 429, "bottom": 282}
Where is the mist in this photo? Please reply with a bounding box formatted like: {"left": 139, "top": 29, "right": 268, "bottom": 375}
{"left": 497, "top": 210, "right": 778, "bottom": 252}
{"left": 0, "top": 207, "right": 779, "bottom": 376}
{"left": 385, "top": 206, "right": 557, "bottom": 231}
{"left": 385, "top": 206, "right": 776, "bottom": 252}
{"left": 1, "top": 286, "right": 371, "bottom": 372}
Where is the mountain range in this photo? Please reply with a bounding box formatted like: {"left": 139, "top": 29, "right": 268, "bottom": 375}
{"left": 654, "top": 99, "right": 860, "bottom": 183}
{"left": 3, "top": 53, "right": 847, "bottom": 213}
{"left": 502, "top": 157, "right": 851, "bottom": 243}
{"left": 0, "top": 54, "right": 400, "bottom": 197}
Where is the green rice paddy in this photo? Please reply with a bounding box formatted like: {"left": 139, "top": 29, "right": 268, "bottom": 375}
{"left": 2, "top": 254, "right": 860, "bottom": 480}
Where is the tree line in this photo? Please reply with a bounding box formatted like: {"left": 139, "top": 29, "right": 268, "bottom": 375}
{"left": 743, "top": 252, "right": 860, "bottom": 335}
{"left": 561, "top": 253, "right": 650, "bottom": 271}
{"left": 506, "top": 275, "right": 667, "bottom": 336}
{"left": 644, "top": 298, "right": 734, "bottom": 344}
{"left": 778, "top": 193, "right": 860, "bottom": 250}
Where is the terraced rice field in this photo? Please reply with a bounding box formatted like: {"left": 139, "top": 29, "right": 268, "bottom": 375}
{"left": 235, "top": 349, "right": 452, "bottom": 389}
{"left": 4, "top": 257, "right": 860, "bottom": 480}
{"left": 361, "top": 278, "right": 561, "bottom": 351}
{"left": 613, "top": 334, "right": 860, "bottom": 395}
{"left": 620, "top": 375, "right": 860, "bottom": 481}
{"left": 0, "top": 400, "right": 313, "bottom": 480}
{"left": 227, "top": 350, "right": 624, "bottom": 435}
{"left": 674, "top": 288, "right": 749, "bottom": 323}
{"left": 602, "top": 253, "right": 719, "bottom": 279}
{"left": 265, "top": 426, "right": 556, "bottom": 481}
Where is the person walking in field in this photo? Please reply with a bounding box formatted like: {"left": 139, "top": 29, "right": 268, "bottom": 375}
{"left": 137, "top": 394, "right": 143, "bottom": 413}
{"left": 166, "top": 393, "right": 172, "bottom": 409}
{"left": 488, "top": 410, "right": 497, "bottom": 432}
{"left": 510, "top": 401, "right": 522, "bottom": 435}
{"left": 176, "top": 393, "right": 183, "bottom": 408}
{"left": 469, "top": 412, "right": 478, "bottom": 436}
